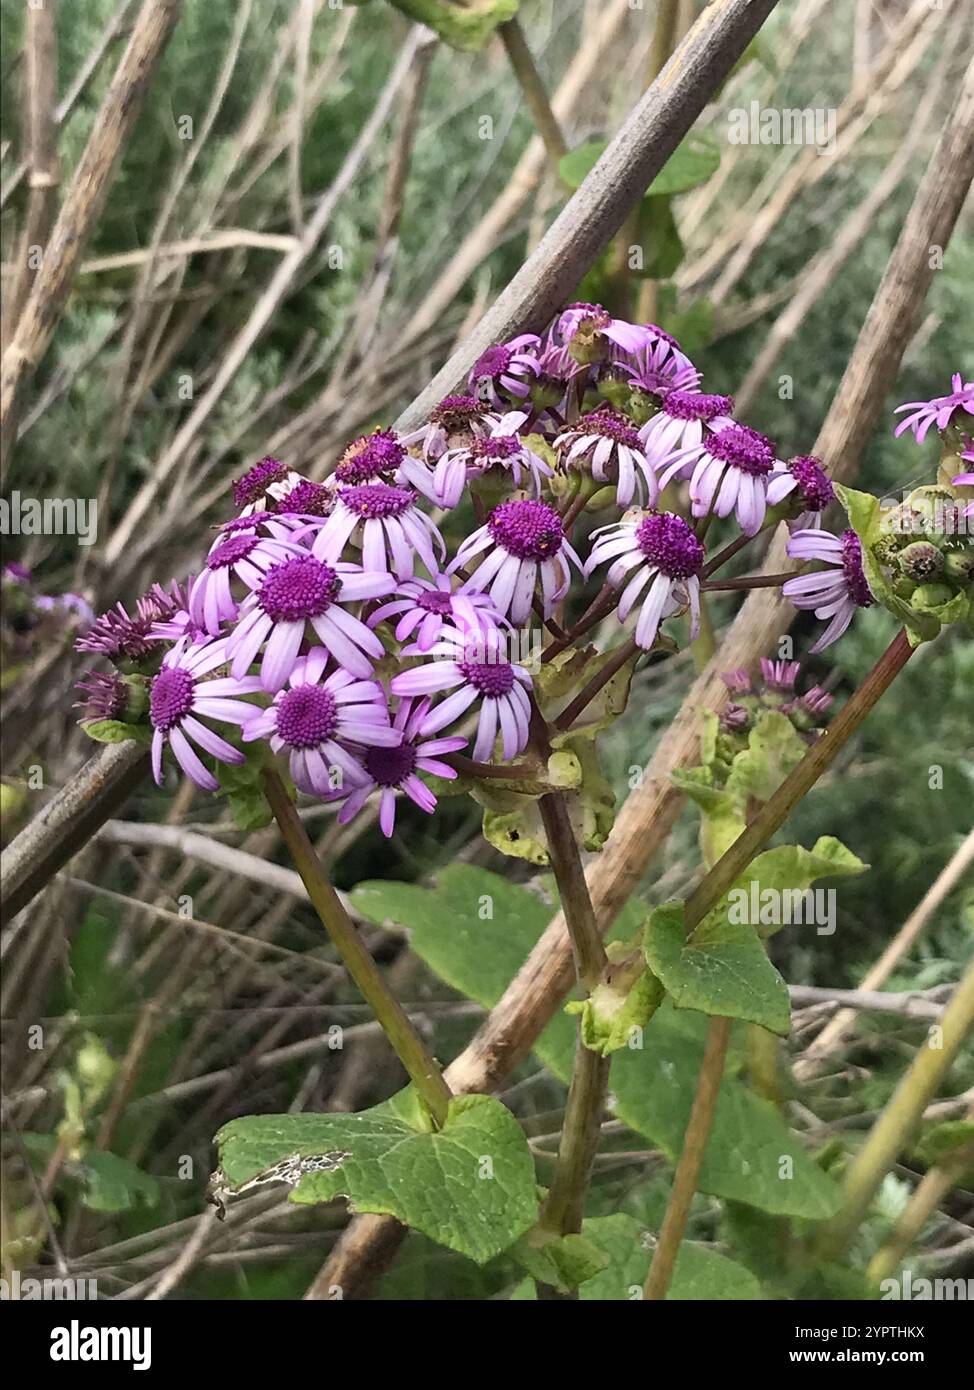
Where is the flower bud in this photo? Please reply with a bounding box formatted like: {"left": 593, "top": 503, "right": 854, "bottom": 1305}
{"left": 943, "top": 547, "right": 974, "bottom": 585}
{"left": 910, "top": 582, "right": 954, "bottom": 610}
{"left": 897, "top": 541, "right": 944, "bottom": 583}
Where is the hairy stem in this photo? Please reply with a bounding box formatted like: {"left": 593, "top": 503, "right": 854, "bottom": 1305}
{"left": 262, "top": 768, "right": 452, "bottom": 1128}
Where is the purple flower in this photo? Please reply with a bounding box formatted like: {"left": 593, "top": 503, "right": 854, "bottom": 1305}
{"left": 759, "top": 658, "right": 801, "bottom": 691}
{"left": 451, "top": 498, "right": 580, "bottom": 624}
{"left": 469, "top": 336, "right": 540, "bottom": 407}
{"left": 783, "top": 529, "right": 874, "bottom": 653}
{"left": 893, "top": 373, "right": 974, "bottom": 443}
{"left": 149, "top": 636, "right": 263, "bottom": 791}
{"left": 639, "top": 391, "right": 735, "bottom": 472}
{"left": 75, "top": 669, "right": 131, "bottom": 722}
{"left": 400, "top": 395, "right": 494, "bottom": 463}
{"left": 622, "top": 327, "right": 702, "bottom": 395}
{"left": 554, "top": 303, "right": 648, "bottom": 360}
{"left": 311, "top": 483, "right": 444, "bottom": 579}
{"left": 416, "top": 411, "right": 552, "bottom": 508}
{"left": 335, "top": 429, "right": 406, "bottom": 484}
{"left": 391, "top": 623, "right": 533, "bottom": 763}
{"left": 189, "top": 530, "right": 303, "bottom": 635}
{"left": 242, "top": 647, "right": 398, "bottom": 797}
{"left": 233, "top": 457, "right": 305, "bottom": 513}
{"left": 660, "top": 423, "right": 780, "bottom": 536}
{"left": 555, "top": 406, "right": 657, "bottom": 507}
{"left": 368, "top": 574, "right": 505, "bottom": 652}
{"left": 766, "top": 454, "right": 835, "bottom": 530}
{"left": 336, "top": 699, "right": 467, "bottom": 837}
{"left": 227, "top": 550, "right": 394, "bottom": 689}
{"left": 276, "top": 479, "right": 336, "bottom": 518}
{"left": 586, "top": 510, "right": 705, "bottom": 650}
{"left": 722, "top": 667, "right": 752, "bottom": 694}
{"left": 75, "top": 581, "right": 189, "bottom": 662}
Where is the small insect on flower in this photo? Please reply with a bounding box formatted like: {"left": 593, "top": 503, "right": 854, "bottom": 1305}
{"left": 586, "top": 510, "right": 705, "bottom": 650}
{"left": 241, "top": 647, "right": 399, "bottom": 798}
{"left": 783, "top": 528, "right": 874, "bottom": 653}
{"left": 335, "top": 697, "right": 468, "bottom": 837}
{"left": 149, "top": 635, "right": 263, "bottom": 791}
{"left": 391, "top": 624, "right": 533, "bottom": 763}
{"left": 227, "top": 548, "right": 394, "bottom": 690}
{"left": 451, "top": 498, "right": 580, "bottom": 624}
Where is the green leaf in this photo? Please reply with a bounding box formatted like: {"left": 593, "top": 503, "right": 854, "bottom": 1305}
{"left": 718, "top": 836, "right": 869, "bottom": 940}
{"left": 559, "top": 130, "right": 719, "bottom": 199}
{"left": 611, "top": 1007, "right": 841, "bottom": 1219}
{"left": 912, "top": 1120, "right": 974, "bottom": 1178}
{"left": 216, "top": 757, "right": 273, "bottom": 830}
{"left": 576, "top": 1214, "right": 762, "bottom": 1299}
{"left": 512, "top": 1228, "right": 609, "bottom": 1292}
{"left": 725, "top": 710, "right": 807, "bottom": 804}
{"left": 78, "top": 1152, "right": 160, "bottom": 1213}
{"left": 388, "top": 0, "right": 518, "bottom": 51}
{"left": 643, "top": 901, "right": 790, "bottom": 1035}
{"left": 216, "top": 1093, "right": 538, "bottom": 1264}
{"left": 82, "top": 719, "right": 151, "bottom": 745}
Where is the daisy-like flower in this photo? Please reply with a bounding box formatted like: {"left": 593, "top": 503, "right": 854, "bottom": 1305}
{"left": 400, "top": 394, "right": 494, "bottom": 462}
{"left": 660, "top": 423, "right": 780, "bottom": 536}
{"left": 622, "top": 325, "right": 702, "bottom": 395}
{"left": 554, "top": 302, "right": 648, "bottom": 361}
{"left": 783, "top": 528, "right": 874, "bottom": 653}
{"left": 149, "top": 636, "right": 263, "bottom": 791}
{"left": 555, "top": 406, "right": 657, "bottom": 507}
{"left": 241, "top": 647, "right": 398, "bottom": 797}
{"left": 75, "top": 581, "right": 189, "bottom": 662}
{"left": 468, "top": 336, "right": 540, "bottom": 407}
{"left": 232, "top": 457, "right": 305, "bottom": 514}
{"left": 311, "top": 483, "right": 444, "bottom": 579}
{"left": 766, "top": 454, "right": 835, "bottom": 530}
{"left": 585, "top": 510, "right": 705, "bottom": 650}
{"left": 368, "top": 574, "right": 505, "bottom": 652}
{"left": 639, "top": 391, "right": 735, "bottom": 472}
{"left": 335, "top": 698, "right": 468, "bottom": 837}
{"left": 276, "top": 479, "right": 335, "bottom": 519}
{"left": 759, "top": 657, "right": 802, "bottom": 692}
{"left": 334, "top": 429, "right": 406, "bottom": 484}
{"left": 391, "top": 623, "right": 533, "bottom": 763}
{"left": 451, "top": 498, "right": 580, "bottom": 623}
{"left": 227, "top": 550, "right": 394, "bottom": 689}
{"left": 893, "top": 373, "right": 974, "bottom": 443}
{"left": 422, "top": 411, "right": 552, "bottom": 508}
{"left": 189, "top": 529, "right": 304, "bottom": 635}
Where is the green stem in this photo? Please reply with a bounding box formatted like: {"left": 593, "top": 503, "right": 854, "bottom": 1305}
{"left": 817, "top": 954, "right": 974, "bottom": 1263}
{"left": 684, "top": 629, "right": 914, "bottom": 932}
{"left": 644, "top": 1015, "right": 731, "bottom": 1300}
{"left": 262, "top": 768, "right": 452, "bottom": 1129}
{"left": 553, "top": 637, "right": 639, "bottom": 733}
{"left": 644, "top": 628, "right": 916, "bottom": 1298}
{"left": 498, "top": 18, "right": 567, "bottom": 174}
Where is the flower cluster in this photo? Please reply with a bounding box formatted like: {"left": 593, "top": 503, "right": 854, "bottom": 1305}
{"left": 72, "top": 312, "right": 969, "bottom": 833}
